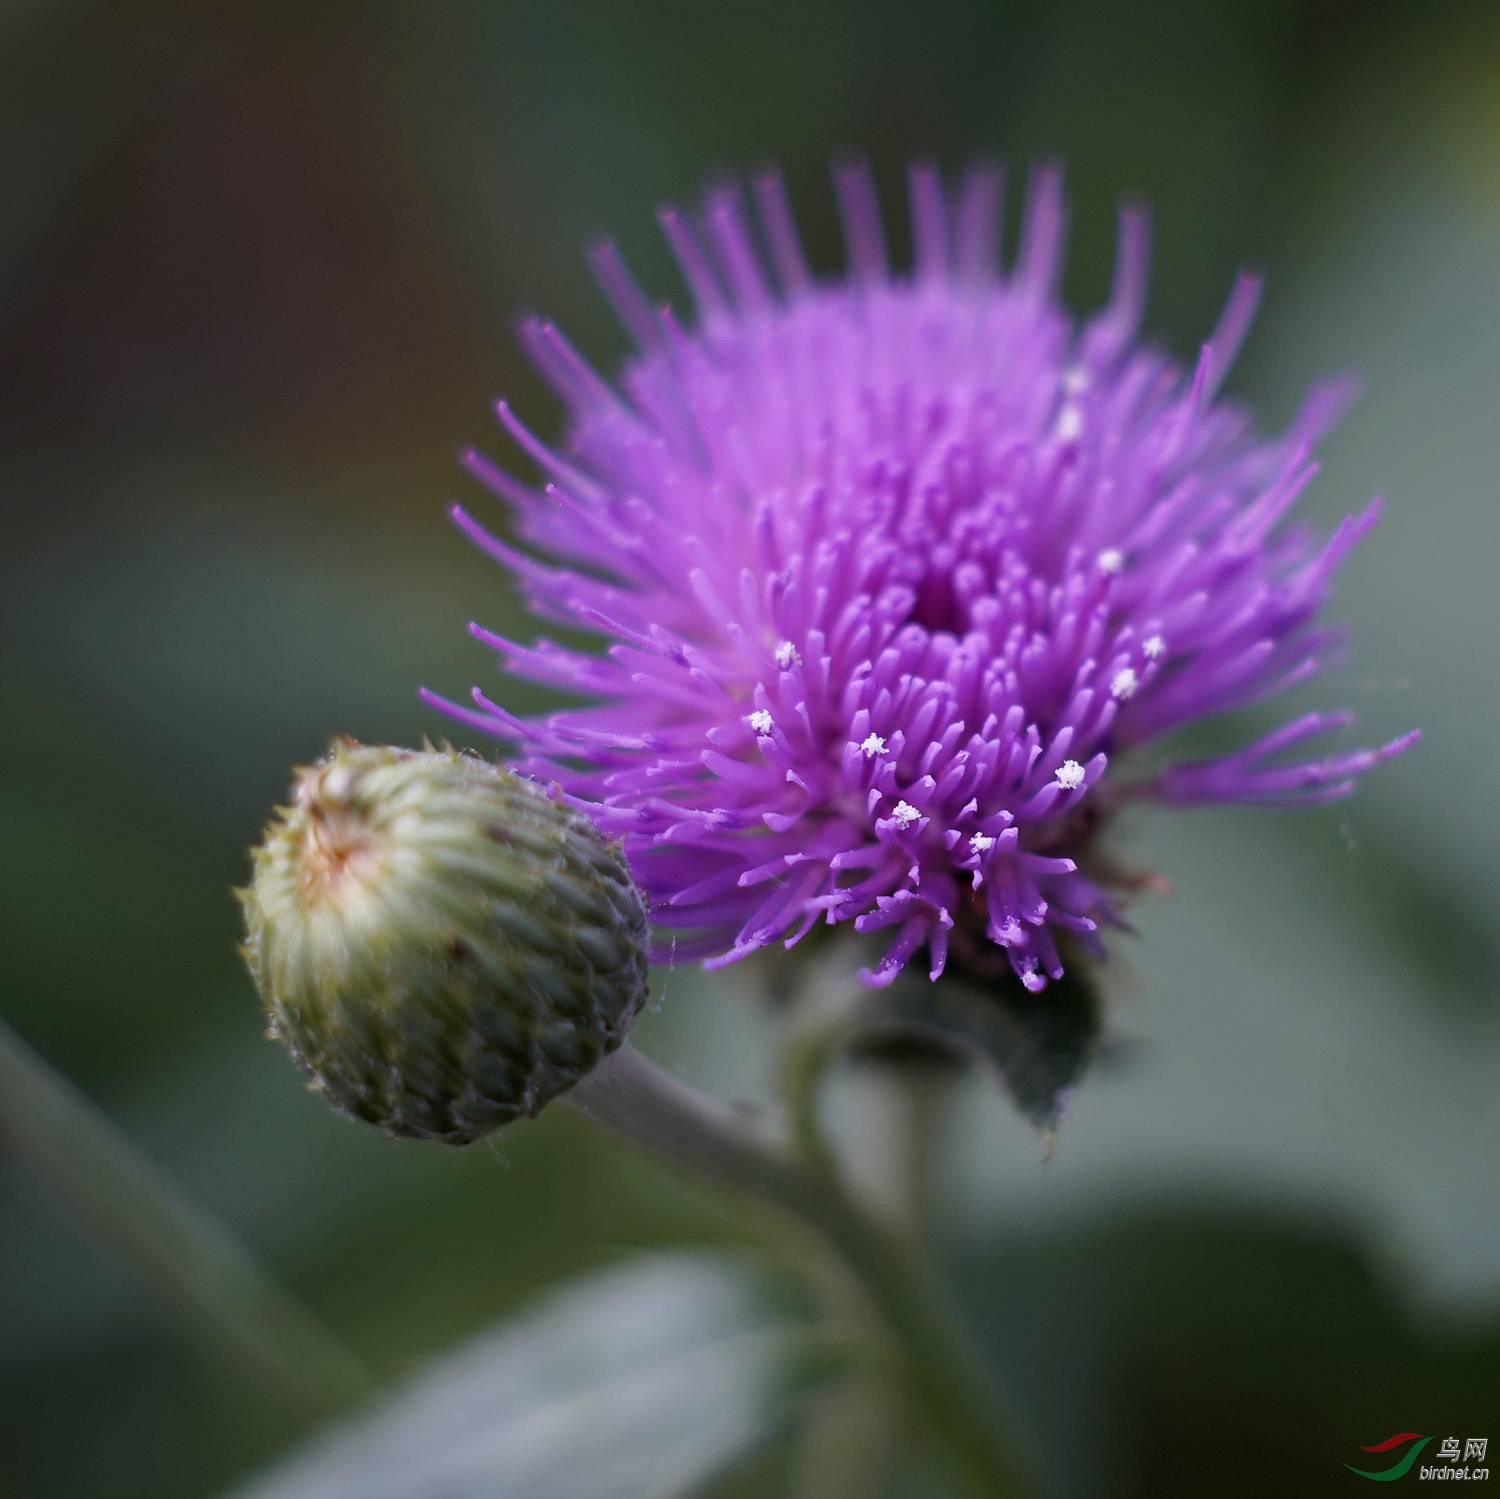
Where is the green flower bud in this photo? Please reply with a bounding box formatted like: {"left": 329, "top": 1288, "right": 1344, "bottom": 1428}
{"left": 239, "top": 741, "right": 650, "bottom": 1144}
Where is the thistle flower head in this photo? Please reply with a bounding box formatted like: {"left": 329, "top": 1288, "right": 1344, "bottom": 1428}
{"left": 240, "top": 741, "right": 650, "bottom": 1143}
{"left": 427, "top": 160, "right": 1416, "bottom": 992}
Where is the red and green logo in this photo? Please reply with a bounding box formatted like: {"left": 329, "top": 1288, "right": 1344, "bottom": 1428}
{"left": 1346, "top": 1433, "right": 1433, "bottom": 1481}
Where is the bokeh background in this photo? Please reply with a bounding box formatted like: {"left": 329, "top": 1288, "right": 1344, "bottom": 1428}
{"left": 1, "top": 1, "right": 1498, "bottom": 1495}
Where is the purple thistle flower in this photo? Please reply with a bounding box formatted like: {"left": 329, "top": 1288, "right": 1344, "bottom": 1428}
{"left": 425, "top": 160, "right": 1418, "bottom": 993}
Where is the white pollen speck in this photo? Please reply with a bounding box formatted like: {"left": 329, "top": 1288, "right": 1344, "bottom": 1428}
{"left": 892, "top": 801, "right": 921, "bottom": 829}
{"left": 1055, "top": 759, "right": 1086, "bottom": 791}
{"left": 1110, "top": 667, "right": 1139, "bottom": 701}
{"left": 1055, "top": 405, "right": 1084, "bottom": 441}
{"left": 1144, "top": 633, "right": 1166, "bottom": 659}
{"left": 749, "top": 710, "right": 774, "bottom": 735}
{"left": 774, "top": 641, "right": 801, "bottom": 669}
{"left": 1097, "top": 548, "right": 1124, "bottom": 574}
{"left": 860, "top": 733, "right": 887, "bottom": 758}
{"left": 970, "top": 832, "right": 996, "bottom": 854}
{"left": 998, "top": 919, "right": 1024, "bottom": 944}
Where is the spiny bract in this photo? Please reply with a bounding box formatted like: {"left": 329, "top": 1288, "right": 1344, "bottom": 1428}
{"left": 240, "top": 741, "right": 649, "bottom": 1143}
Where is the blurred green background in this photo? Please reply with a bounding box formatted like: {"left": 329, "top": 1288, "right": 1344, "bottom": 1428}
{"left": 1, "top": 1, "right": 1498, "bottom": 1495}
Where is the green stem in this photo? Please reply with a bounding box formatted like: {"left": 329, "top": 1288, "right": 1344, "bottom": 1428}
{"left": 789, "top": 1374, "right": 899, "bottom": 1499}
{"left": 779, "top": 1003, "right": 847, "bottom": 1186}
{"left": 0, "top": 1015, "right": 374, "bottom": 1413}
{"left": 566, "top": 1044, "right": 1039, "bottom": 1499}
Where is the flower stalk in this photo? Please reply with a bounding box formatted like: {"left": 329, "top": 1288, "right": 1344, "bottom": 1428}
{"left": 566, "top": 1042, "right": 1039, "bottom": 1499}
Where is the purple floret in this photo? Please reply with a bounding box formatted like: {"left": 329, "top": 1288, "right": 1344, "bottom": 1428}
{"left": 426, "top": 160, "right": 1417, "bottom": 991}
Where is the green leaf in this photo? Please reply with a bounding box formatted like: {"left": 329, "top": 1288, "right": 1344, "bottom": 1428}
{"left": 853, "top": 962, "right": 1104, "bottom": 1134}
{"left": 226, "top": 1252, "right": 846, "bottom": 1499}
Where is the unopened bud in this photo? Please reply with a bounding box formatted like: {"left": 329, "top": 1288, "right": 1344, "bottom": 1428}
{"left": 239, "top": 741, "right": 650, "bottom": 1144}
